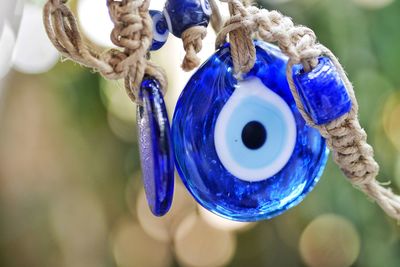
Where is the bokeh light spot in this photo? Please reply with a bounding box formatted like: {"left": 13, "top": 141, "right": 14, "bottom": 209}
{"left": 111, "top": 219, "right": 172, "bottom": 267}
{"left": 382, "top": 92, "right": 400, "bottom": 152}
{"left": 174, "top": 213, "right": 236, "bottom": 267}
{"left": 136, "top": 182, "right": 197, "bottom": 242}
{"left": 13, "top": 3, "right": 59, "bottom": 74}
{"left": 77, "top": 0, "right": 114, "bottom": 47}
{"left": 100, "top": 79, "right": 136, "bottom": 123}
{"left": 300, "top": 214, "right": 361, "bottom": 267}
{"left": 199, "top": 205, "right": 256, "bottom": 232}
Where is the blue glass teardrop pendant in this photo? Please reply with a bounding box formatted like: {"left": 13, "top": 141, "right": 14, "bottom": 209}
{"left": 137, "top": 77, "right": 174, "bottom": 216}
{"left": 172, "top": 41, "right": 329, "bottom": 222}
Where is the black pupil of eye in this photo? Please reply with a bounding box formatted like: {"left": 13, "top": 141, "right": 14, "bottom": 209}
{"left": 241, "top": 121, "right": 267, "bottom": 150}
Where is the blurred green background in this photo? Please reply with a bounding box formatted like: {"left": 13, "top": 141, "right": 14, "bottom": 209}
{"left": 0, "top": 0, "right": 400, "bottom": 266}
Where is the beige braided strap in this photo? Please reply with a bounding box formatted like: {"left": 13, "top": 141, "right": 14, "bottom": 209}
{"left": 216, "top": 0, "right": 255, "bottom": 77}
{"left": 209, "top": 0, "right": 223, "bottom": 33}
{"left": 181, "top": 0, "right": 225, "bottom": 71}
{"left": 216, "top": 0, "right": 400, "bottom": 220}
{"left": 43, "top": 0, "right": 167, "bottom": 103}
{"left": 181, "top": 26, "right": 208, "bottom": 71}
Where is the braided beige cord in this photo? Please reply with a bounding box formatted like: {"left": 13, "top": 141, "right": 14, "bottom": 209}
{"left": 217, "top": 0, "right": 400, "bottom": 220}
{"left": 209, "top": 0, "right": 223, "bottom": 32}
{"left": 181, "top": 0, "right": 229, "bottom": 72}
{"left": 227, "top": 1, "right": 255, "bottom": 77}
{"left": 181, "top": 26, "right": 208, "bottom": 71}
{"left": 208, "top": 0, "right": 253, "bottom": 32}
{"left": 43, "top": 0, "right": 167, "bottom": 103}
{"left": 180, "top": 0, "right": 254, "bottom": 72}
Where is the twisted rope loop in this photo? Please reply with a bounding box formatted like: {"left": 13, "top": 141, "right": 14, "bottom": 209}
{"left": 216, "top": 0, "right": 320, "bottom": 74}
{"left": 43, "top": 0, "right": 167, "bottom": 103}
{"left": 181, "top": 26, "right": 207, "bottom": 71}
{"left": 218, "top": 0, "right": 400, "bottom": 220}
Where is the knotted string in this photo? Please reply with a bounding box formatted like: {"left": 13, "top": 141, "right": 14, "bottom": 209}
{"left": 216, "top": 0, "right": 400, "bottom": 221}
{"left": 181, "top": 26, "right": 208, "bottom": 71}
{"left": 209, "top": 0, "right": 223, "bottom": 32}
{"left": 181, "top": 0, "right": 229, "bottom": 71}
{"left": 43, "top": 0, "right": 167, "bottom": 103}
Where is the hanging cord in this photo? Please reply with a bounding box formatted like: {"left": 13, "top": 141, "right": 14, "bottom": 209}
{"left": 180, "top": 0, "right": 252, "bottom": 72}
{"left": 43, "top": 0, "right": 167, "bottom": 103}
{"left": 181, "top": 26, "right": 208, "bottom": 71}
{"left": 209, "top": 0, "right": 223, "bottom": 33}
{"left": 217, "top": 0, "right": 400, "bottom": 220}
{"left": 210, "top": 0, "right": 255, "bottom": 33}
{"left": 181, "top": 0, "right": 235, "bottom": 71}
{"left": 216, "top": 0, "right": 256, "bottom": 77}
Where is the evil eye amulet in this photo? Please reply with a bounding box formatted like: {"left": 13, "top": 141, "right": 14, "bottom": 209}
{"left": 149, "top": 10, "right": 169, "bottom": 51}
{"left": 137, "top": 77, "right": 174, "bottom": 216}
{"left": 172, "top": 41, "right": 329, "bottom": 222}
{"left": 163, "top": 0, "right": 212, "bottom": 38}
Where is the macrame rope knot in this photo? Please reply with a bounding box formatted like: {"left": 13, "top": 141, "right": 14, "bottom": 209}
{"left": 181, "top": 26, "right": 208, "bottom": 72}
{"left": 215, "top": 0, "right": 256, "bottom": 77}
{"left": 100, "top": 49, "right": 128, "bottom": 79}
{"left": 216, "top": 0, "right": 321, "bottom": 77}
{"left": 43, "top": 0, "right": 167, "bottom": 104}
{"left": 218, "top": 0, "right": 400, "bottom": 220}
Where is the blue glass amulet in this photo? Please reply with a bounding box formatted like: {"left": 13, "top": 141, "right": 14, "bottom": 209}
{"left": 293, "top": 57, "right": 352, "bottom": 125}
{"left": 137, "top": 77, "right": 174, "bottom": 216}
{"left": 149, "top": 10, "right": 169, "bottom": 51}
{"left": 164, "top": 0, "right": 212, "bottom": 38}
{"left": 172, "top": 41, "right": 329, "bottom": 222}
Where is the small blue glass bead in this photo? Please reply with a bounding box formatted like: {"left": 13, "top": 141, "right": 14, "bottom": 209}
{"left": 163, "top": 0, "right": 212, "bottom": 38}
{"left": 149, "top": 10, "right": 169, "bottom": 51}
{"left": 172, "top": 41, "right": 329, "bottom": 222}
{"left": 292, "top": 57, "right": 352, "bottom": 125}
{"left": 137, "top": 77, "right": 174, "bottom": 216}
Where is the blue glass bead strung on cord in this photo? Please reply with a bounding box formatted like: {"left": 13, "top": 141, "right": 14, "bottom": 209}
{"left": 149, "top": 10, "right": 169, "bottom": 51}
{"left": 292, "top": 57, "right": 352, "bottom": 125}
{"left": 137, "top": 76, "right": 174, "bottom": 216}
{"left": 163, "top": 0, "right": 212, "bottom": 38}
{"left": 172, "top": 40, "right": 329, "bottom": 222}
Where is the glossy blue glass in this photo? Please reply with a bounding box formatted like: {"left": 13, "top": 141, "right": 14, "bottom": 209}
{"left": 163, "top": 0, "right": 211, "bottom": 38}
{"left": 293, "top": 57, "right": 352, "bottom": 125}
{"left": 137, "top": 77, "right": 174, "bottom": 216}
{"left": 149, "top": 10, "right": 169, "bottom": 51}
{"left": 172, "top": 41, "right": 329, "bottom": 222}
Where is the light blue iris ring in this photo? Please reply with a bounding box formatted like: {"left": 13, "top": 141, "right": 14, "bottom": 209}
{"left": 214, "top": 77, "right": 297, "bottom": 182}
